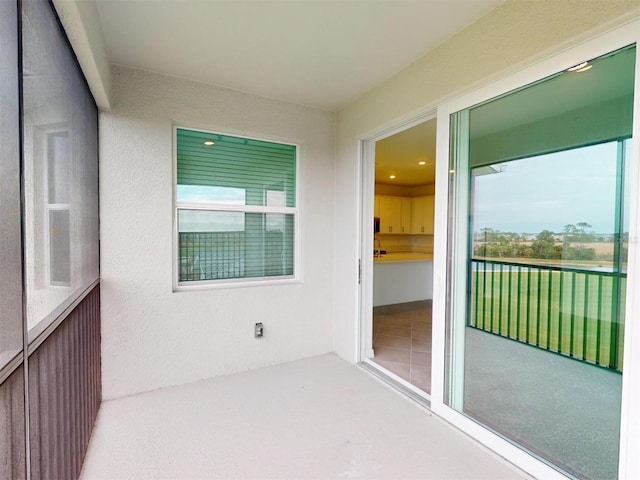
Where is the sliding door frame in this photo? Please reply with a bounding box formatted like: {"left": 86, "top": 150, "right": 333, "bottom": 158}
{"left": 431, "top": 19, "right": 640, "bottom": 479}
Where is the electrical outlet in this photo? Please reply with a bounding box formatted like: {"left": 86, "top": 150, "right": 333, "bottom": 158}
{"left": 255, "top": 322, "right": 264, "bottom": 338}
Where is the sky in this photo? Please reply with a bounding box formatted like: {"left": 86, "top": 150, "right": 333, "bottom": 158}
{"left": 471, "top": 141, "right": 629, "bottom": 235}
{"left": 176, "top": 185, "right": 287, "bottom": 232}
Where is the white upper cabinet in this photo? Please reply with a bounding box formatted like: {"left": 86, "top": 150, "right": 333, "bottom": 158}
{"left": 400, "top": 198, "right": 411, "bottom": 234}
{"left": 374, "top": 193, "right": 435, "bottom": 235}
{"left": 411, "top": 196, "right": 434, "bottom": 235}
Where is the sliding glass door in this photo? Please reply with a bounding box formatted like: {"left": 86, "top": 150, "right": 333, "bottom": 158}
{"left": 446, "top": 45, "right": 635, "bottom": 479}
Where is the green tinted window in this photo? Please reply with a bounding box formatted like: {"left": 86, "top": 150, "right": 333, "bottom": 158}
{"left": 176, "top": 128, "right": 297, "bottom": 284}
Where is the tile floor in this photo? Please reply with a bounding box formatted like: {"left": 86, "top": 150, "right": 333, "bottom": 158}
{"left": 372, "top": 300, "right": 432, "bottom": 392}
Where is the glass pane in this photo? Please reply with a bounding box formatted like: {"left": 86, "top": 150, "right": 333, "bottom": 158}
{"left": 49, "top": 209, "right": 70, "bottom": 285}
{"left": 179, "top": 209, "right": 244, "bottom": 232}
{"left": 472, "top": 142, "right": 619, "bottom": 271}
{"left": 0, "top": 0, "right": 23, "bottom": 370}
{"left": 178, "top": 210, "right": 294, "bottom": 282}
{"left": 177, "top": 185, "right": 245, "bottom": 205}
{"left": 0, "top": 2, "right": 26, "bottom": 478}
{"left": 47, "top": 131, "right": 69, "bottom": 204}
{"left": 176, "top": 128, "right": 296, "bottom": 208}
{"left": 22, "top": 0, "right": 100, "bottom": 334}
{"left": 448, "top": 44, "right": 635, "bottom": 480}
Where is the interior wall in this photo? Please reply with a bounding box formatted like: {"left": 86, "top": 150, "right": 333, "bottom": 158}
{"left": 100, "top": 66, "right": 336, "bottom": 399}
{"left": 333, "top": 0, "right": 640, "bottom": 362}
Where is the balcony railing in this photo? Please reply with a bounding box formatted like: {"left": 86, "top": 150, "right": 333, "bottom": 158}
{"left": 179, "top": 232, "right": 246, "bottom": 281}
{"left": 470, "top": 259, "right": 625, "bottom": 371}
{"left": 178, "top": 231, "right": 289, "bottom": 282}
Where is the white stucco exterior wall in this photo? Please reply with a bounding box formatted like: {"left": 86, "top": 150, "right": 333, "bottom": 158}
{"left": 100, "top": 66, "right": 336, "bottom": 399}
{"left": 333, "top": 0, "right": 640, "bottom": 362}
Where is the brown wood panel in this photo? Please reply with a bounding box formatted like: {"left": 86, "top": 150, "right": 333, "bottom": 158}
{"left": 29, "top": 285, "right": 101, "bottom": 480}
{"left": 0, "top": 365, "right": 26, "bottom": 480}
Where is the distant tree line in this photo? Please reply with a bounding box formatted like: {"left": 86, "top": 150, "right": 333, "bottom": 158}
{"left": 474, "top": 223, "right": 599, "bottom": 261}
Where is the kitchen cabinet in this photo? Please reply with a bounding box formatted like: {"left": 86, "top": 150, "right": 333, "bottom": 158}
{"left": 378, "top": 196, "right": 398, "bottom": 233}
{"left": 377, "top": 196, "right": 412, "bottom": 234}
{"left": 411, "top": 196, "right": 434, "bottom": 235}
{"left": 400, "top": 198, "right": 411, "bottom": 234}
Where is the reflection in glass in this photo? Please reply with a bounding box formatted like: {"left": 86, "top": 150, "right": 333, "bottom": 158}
{"left": 176, "top": 128, "right": 297, "bottom": 283}
{"left": 48, "top": 209, "right": 70, "bottom": 285}
{"left": 47, "top": 131, "right": 69, "bottom": 204}
{"left": 22, "top": 0, "right": 99, "bottom": 332}
{"left": 448, "top": 44, "right": 635, "bottom": 480}
{"left": 176, "top": 185, "right": 245, "bottom": 205}
{"left": 0, "top": 1, "right": 27, "bottom": 477}
{"left": 179, "top": 210, "right": 244, "bottom": 233}
{"left": 0, "top": 0, "right": 23, "bottom": 371}
{"left": 178, "top": 210, "right": 294, "bottom": 282}
{"left": 471, "top": 142, "right": 619, "bottom": 272}
{"left": 176, "top": 128, "right": 296, "bottom": 208}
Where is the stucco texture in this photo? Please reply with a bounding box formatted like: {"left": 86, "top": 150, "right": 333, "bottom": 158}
{"left": 100, "top": 66, "right": 336, "bottom": 399}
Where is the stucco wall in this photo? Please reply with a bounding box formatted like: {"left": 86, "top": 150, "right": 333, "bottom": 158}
{"left": 333, "top": 0, "right": 640, "bottom": 362}
{"left": 100, "top": 66, "right": 336, "bottom": 399}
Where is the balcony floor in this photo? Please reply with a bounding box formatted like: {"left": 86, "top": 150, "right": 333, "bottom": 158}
{"left": 80, "top": 353, "right": 526, "bottom": 479}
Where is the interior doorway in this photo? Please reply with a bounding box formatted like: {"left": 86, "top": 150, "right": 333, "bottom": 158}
{"left": 360, "top": 115, "right": 436, "bottom": 395}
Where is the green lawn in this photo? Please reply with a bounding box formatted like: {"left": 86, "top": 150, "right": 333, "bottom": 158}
{"left": 470, "top": 266, "right": 625, "bottom": 371}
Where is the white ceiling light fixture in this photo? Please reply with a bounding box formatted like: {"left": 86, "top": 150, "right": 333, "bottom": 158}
{"left": 203, "top": 140, "right": 215, "bottom": 146}
{"left": 389, "top": 175, "right": 396, "bottom": 179}
{"left": 418, "top": 161, "right": 426, "bottom": 165}
{"left": 567, "top": 61, "right": 592, "bottom": 72}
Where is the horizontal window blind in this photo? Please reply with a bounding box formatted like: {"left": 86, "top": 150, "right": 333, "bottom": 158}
{"left": 176, "top": 128, "right": 297, "bottom": 284}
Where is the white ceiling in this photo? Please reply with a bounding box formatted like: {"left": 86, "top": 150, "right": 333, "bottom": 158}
{"left": 94, "top": 0, "right": 503, "bottom": 111}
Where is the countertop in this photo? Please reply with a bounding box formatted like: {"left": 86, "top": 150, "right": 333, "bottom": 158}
{"left": 373, "top": 251, "right": 433, "bottom": 263}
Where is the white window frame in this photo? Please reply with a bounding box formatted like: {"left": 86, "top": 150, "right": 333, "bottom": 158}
{"left": 172, "top": 126, "right": 301, "bottom": 290}
{"left": 43, "top": 127, "right": 72, "bottom": 288}
{"left": 431, "top": 20, "right": 640, "bottom": 479}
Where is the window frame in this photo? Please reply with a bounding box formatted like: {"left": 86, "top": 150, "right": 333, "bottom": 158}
{"left": 172, "top": 125, "right": 301, "bottom": 290}
{"left": 44, "top": 127, "right": 72, "bottom": 287}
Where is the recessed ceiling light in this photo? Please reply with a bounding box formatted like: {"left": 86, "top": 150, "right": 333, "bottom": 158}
{"left": 203, "top": 140, "right": 215, "bottom": 146}
{"left": 389, "top": 175, "right": 396, "bottom": 179}
{"left": 574, "top": 64, "right": 592, "bottom": 73}
{"left": 567, "top": 61, "right": 590, "bottom": 72}
{"left": 418, "top": 161, "right": 426, "bottom": 165}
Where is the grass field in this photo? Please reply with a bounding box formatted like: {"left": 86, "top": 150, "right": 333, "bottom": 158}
{"left": 470, "top": 262, "right": 625, "bottom": 371}
{"left": 472, "top": 241, "right": 620, "bottom": 267}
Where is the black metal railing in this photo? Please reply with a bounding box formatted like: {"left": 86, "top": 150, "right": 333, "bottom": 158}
{"left": 179, "top": 232, "right": 245, "bottom": 281}
{"left": 470, "top": 259, "right": 625, "bottom": 371}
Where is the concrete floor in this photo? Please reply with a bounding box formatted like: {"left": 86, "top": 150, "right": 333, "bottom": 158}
{"left": 80, "top": 354, "right": 527, "bottom": 479}
{"left": 464, "top": 328, "right": 622, "bottom": 480}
